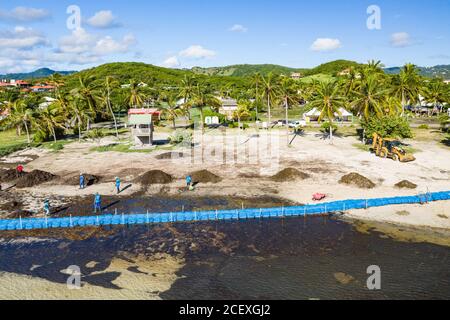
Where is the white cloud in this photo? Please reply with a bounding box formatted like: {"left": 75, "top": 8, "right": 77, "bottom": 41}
{"left": 310, "top": 38, "right": 342, "bottom": 52}
{"left": 163, "top": 56, "right": 180, "bottom": 68}
{"left": 179, "top": 45, "right": 216, "bottom": 59}
{"left": 390, "top": 32, "right": 412, "bottom": 48}
{"left": 229, "top": 24, "right": 248, "bottom": 33}
{"left": 87, "top": 10, "right": 121, "bottom": 28}
{"left": 58, "top": 28, "right": 97, "bottom": 54}
{"left": 93, "top": 34, "right": 136, "bottom": 55}
{"left": 0, "top": 26, "right": 49, "bottom": 49}
{"left": 0, "top": 7, "right": 50, "bottom": 22}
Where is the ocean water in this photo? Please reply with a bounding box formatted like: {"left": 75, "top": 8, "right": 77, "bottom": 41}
{"left": 0, "top": 215, "right": 449, "bottom": 300}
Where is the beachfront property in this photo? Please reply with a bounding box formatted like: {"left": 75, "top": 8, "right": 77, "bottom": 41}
{"left": 128, "top": 108, "right": 161, "bottom": 147}
{"left": 303, "top": 107, "right": 354, "bottom": 122}
{"left": 218, "top": 97, "right": 239, "bottom": 120}
{"left": 30, "top": 84, "right": 56, "bottom": 93}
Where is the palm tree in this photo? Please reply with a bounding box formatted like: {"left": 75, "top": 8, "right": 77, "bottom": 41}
{"left": 71, "top": 75, "right": 99, "bottom": 131}
{"left": 422, "top": 79, "right": 447, "bottom": 114}
{"left": 66, "top": 98, "right": 92, "bottom": 141}
{"left": 5, "top": 99, "right": 34, "bottom": 144}
{"left": 278, "top": 78, "right": 298, "bottom": 145}
{"left": 351, "top": 74, "right": 385, "bottom": 120}
{"left": 179, "top": 75, "right": 196, "bottom": 119}
{"left": 251, "top": 72, "right": 262, "bottom": 121}
{"left": 262, "top": 73, "right": 279, "bottom": 125}
{"left": 383, "top": 96, "right": 402, "bottom": 116}
{"left": 308, "top": 81, "right": 345, "bottom": 143}
{"left": 126, "top": 80, "right": 146, "bottom": 108}
{"left": 159, "top": 92, "right": 182, "bottom": 129}
{"left": 234, "top": 100, "right": 252, "bottom": 130}
{"left": 47, "top": 73, "right": 65, "bottom": 96}
{"left": 102, "top": 76, "right": 120, "bottom": 138}
{"left": 35, "top": 104, "right": 65, "bottom": 142}
{"left": 188, "top": 84, "right": 221, "bottom": 131}
{"left": 391, "top": 63, "right": 422, "bottom": 115}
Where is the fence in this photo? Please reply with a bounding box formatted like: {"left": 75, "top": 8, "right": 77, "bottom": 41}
{"left": 0, "top": 191, "right": 449, "bottom": 231}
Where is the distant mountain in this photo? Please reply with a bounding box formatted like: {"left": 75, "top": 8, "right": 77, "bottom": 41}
{"left": 384, "top": 65, "right": 450, "bottom": 79}
{"left": 191, "top": 64, "right": 308, "bottom": 77}
{"left": 0, "top": 68, "right": 76, "bottom": 80}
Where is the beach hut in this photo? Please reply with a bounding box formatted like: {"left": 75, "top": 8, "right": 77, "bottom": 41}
{"left": 303, "top": 107, "right": 353, "bottom": 122}
{"left": 128, "top": 108, "right": 161, "bottom": 147}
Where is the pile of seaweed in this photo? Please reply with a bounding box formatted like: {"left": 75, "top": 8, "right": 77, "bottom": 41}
{"left": 395, "top": 180, "right": 418, "bottom": 189}
{"left": 136, "top": 170, "right": 173, "bottom": 185}
{"left": 270, "top": 168, "right": 310, "bottom": 182}
{"left": 16, "top": 170, "right": 56, "bottom": 188}
{"left": 190, "top": 170, "right": 222, "bottom": 184}
{"left": 339, "top": 173, "right": 376, "bottom": 189}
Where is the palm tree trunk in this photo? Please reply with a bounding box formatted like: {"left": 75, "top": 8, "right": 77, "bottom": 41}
{"left": 267, "top": 96, "right": 271, "bottom": 126}
{"left": 107, "top": 87, "right": 119, "bottom": 139}
{"left": 329, "top": 122, "right": 333, "bottom": 144}
{"left": 23, "top": 121, "right": 31, "bottom": 144}
{"left": 172, "top": 118, "right": 176, "bottom": 129}
{"left": 77, "top": 115, "right": 82, "bottom": 142}
{"left": 52, "top": 127, "right": 57, "bottom": 143}
{"left": 285, "top": 100, "right": 289, "bottom": 146}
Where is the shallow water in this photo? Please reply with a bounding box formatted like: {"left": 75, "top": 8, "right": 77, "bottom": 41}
{"left": 0, "top": 215, "right": 449, "bottom": 300}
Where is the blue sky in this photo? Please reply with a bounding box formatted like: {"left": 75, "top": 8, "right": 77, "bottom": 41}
{"left": 0, "top": 0, "right": 449, "bottom": 73}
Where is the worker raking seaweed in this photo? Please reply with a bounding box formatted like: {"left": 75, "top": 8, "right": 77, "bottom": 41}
{"left": 79, "top": 173, "right": 85, "bottom": 189}
{"left": 94, "top": 193, "right": 102, "bottom": 213}
{"left": 43, "top": 199, "right": 50, "bottom": 216}
{"left": 115, "top": 177, "right": 121, "bottom": 194}
{"left": 186, "top": 175, "right": 195, "bottom": 191}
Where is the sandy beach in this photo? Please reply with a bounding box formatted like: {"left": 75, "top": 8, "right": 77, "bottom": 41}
{"left": 0, "top": 128, "right": 449, "bottom": 230}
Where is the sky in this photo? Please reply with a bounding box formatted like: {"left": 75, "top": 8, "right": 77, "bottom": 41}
{"left": 0, "top": 0, "right": 449, "bottom": 74}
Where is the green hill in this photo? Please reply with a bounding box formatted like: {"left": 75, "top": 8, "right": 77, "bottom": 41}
{"left": 304, "top": 60, "right": 362, "bottom": 76}
{"left": 0, "top": 68, "right": 76, "bottom": 80}
{"left": 63, "top": 62, "right": 248, "bottom": 89}
{"left": 191, "top": 64, "right": 307, "bottom": 77}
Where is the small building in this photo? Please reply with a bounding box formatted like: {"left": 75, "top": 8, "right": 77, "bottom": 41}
{"left": 218, "top": 98, "right": 238, "bottom": 120}
{"left": 291, "top": 72, "right": 302, "bottom": 80}
{"left": 31, "top": 84, "right": 56, "bottom": 93}
{"left": 444, "top": 80, "right": 450, "bottom": 85}
{"left": 128, "top": 108, "right": 161, "bottom": 146}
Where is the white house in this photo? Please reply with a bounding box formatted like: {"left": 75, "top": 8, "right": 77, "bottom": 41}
{"left": 128, "top": 108, "right": 161, "bottom": 147}
{"left": 303, "top": 107, "right": 353, "bottom": 122}
{"left": 38, "top": 97, "right": 57, "bottom": 109}
{"left": 218, "top": 97, "right": 238, "bottom": 120}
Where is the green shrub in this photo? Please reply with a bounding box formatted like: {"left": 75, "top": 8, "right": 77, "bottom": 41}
{"left": 418, "top": 124, "right": 429, "bottom": 130}
{"left": 320, "top": 121, "right": 338, "bottom": 133}
{"left": 86, "top": 128, "right": 105, "bottom": 142}
{"left": 169, "top": 129, "right": 192, "bottom": 146}
{"left": 361, "top": 115, "right": 412, "bottom": 139}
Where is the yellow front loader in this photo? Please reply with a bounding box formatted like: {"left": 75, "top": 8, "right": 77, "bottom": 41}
{"left": 371, "top": 133, "right": 416, "bottom": 163}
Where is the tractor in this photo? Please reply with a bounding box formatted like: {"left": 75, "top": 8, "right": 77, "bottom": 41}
{"left": 371, "top": 133, "right": 416, "bottom": 163}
